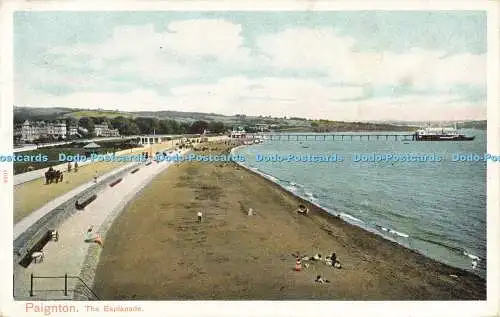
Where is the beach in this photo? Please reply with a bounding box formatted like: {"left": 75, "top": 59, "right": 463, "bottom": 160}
{"left": 93, "top": 141, "right": 486, "bottom": 300}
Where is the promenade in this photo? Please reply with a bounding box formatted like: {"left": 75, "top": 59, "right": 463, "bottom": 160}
{"left": 13, "top": 161, "right": 137, "bottom": 240}
{"left": 13, "top": 148, "right": 189, "bottom": 300}
{"left": 14, "top": 142, "right": 182, "bottom": 223}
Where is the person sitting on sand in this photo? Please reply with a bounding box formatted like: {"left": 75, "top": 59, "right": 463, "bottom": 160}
{"left": 315, "top": 275, "right": 330, "bottom": 284}
{"left": 301, "top": 255, "right": 311, "bottom": 261}
{"left": 297, "top": 204, "right": 309, "bottom": 215}
{"left": 311, "top": 253, "right": 322, "bottom": 261}
{"left": 330, "top": 252, "right": 337, "bottom": 266}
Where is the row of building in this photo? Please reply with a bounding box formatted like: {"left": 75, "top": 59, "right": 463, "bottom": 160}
{"left": 14, "top": 120, "right": 120, "bottom": 142}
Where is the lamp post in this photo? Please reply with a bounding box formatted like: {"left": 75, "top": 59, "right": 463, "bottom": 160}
{"left": 149, "top": 129, "right": 154, "bottom": 159}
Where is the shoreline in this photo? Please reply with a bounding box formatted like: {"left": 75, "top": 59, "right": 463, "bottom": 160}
{"left": 230, "top": 145, "right": 486, "bottom": 281}
{"left": 94, "top": 141, "right": 486, "bottom": 300}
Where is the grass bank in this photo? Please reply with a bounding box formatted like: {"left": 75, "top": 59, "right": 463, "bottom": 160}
{"left": 14, "top": 142, "right": 178, "bottom": 224}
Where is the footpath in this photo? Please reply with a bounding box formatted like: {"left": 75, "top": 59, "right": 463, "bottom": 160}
{"left": 13, "top": 147, "right": 188, "bottom": 300}
{"left": 13, "top": 161, "right": 137, "bottom": 240}
{"left": 14, "top": 146, "right": 148, "bottom": 186}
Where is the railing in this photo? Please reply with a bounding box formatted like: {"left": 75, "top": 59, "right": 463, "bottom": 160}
{"left": 261, "top": 133, "right": 416, "bottom": 141}
{"left": 29, "top": 273, "right": 100, "bottom": 300}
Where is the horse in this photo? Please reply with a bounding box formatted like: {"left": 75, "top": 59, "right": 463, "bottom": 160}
{"left": 54, "top": 170, "right": 61, "bottom": 183}
{"left": 45, "top": 168, "right": 56, "bottom": 184}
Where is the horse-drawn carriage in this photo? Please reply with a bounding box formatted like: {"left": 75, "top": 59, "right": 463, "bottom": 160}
{"left": 45, "top": 167, "right": 63, "bottom": 184}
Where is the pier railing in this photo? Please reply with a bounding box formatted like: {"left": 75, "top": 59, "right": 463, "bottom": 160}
{"left": 29, "top": 273, "right": 100, "bottom": 300}
{"left": 258, "top": 133, "right": 416, "bottom": 141}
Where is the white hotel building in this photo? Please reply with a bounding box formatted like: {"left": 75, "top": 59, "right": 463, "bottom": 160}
{"left": 15, "top": 120, "right": 67, "bottom": 142}
{"left": 94, "top": 123, "right": 120, "bottom": 137}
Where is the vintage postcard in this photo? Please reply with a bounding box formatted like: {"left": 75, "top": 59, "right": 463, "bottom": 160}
{"left": 0, "top": 1, "right": 498, "bottom": 317}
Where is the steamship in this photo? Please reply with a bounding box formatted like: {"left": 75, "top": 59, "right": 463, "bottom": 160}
{"left": 414, "top": 125, "right": 475, "bottom": 141}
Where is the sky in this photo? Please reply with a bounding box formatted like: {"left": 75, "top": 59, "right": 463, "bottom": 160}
{"left": 14, "top": 11, "right": 487, "bottom": 121}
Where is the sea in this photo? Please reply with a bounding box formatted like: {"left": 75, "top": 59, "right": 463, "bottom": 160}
{"left": 233, "top": 130, "right": 487, "bottom": 278}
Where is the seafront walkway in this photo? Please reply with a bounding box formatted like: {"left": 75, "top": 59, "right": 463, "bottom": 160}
{"left": 13, "top": 161, "right": 136, "bottom": 240}
{"left": 13, "top": 142, "right": 184, "bottom": 224}
{"left": 14, "top": 143, "right": 162, "bottom": 186}
{"left": 13, "top": 147, "right": 189, "bottom": 300}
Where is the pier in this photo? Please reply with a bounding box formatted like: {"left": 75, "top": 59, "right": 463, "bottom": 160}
{"left": 257, "top": 133, "right": 416, "bottom": 142}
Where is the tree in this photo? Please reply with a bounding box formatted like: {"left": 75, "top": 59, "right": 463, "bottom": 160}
{"left": 111, "top": 116, "right": 140, "bottom": 135}
{"left": 179, "top": 122, "right": 190, "bottom": 134}
{"left": 65, "top": 117, "right": 78, "bottom": 127}
{"left": 159, "top": 119, "right": 180, "bottom": 134}
{"left": 167, "top": 120, "right": 181, "bottom": 134}
{"left": 92, "top": 117, "right": 111, "bottom": 125}
{"left": 127, "top": 121, "right": 140, "bottom": 135}
{"left": 189, "top": 120, "right": 209, "bottom": 134}
{"left": 208, "top": 121, "right": 225, "bottom": 133}
{"left": 134, "top": 117, "right": 160, "bottom": 134}
{"left": 244, "top": 125, "right": 258, "bottom": 133}
{"left": 78, "top": 117, "right": 95, "bottom": 134}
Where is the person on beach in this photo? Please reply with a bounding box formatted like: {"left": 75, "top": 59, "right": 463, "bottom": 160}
{"left": 93, "top": 171, "right": 98, "bottom": 183}
{"left": 330, "top": 252, "right": 337, "bottom": 266}
{"left": 472, "top": 259, "right": 478, "bottom": 270}
{"left": 311, "top": 254, "right": 322, "bottom": 261}
{"left": 315, "top": 275, "right": 330, "bottom": 284}
{"left": 74, "top": 162, "right": 78, "bottom": 172}
{"left": 94, "top": 234, "right": 103, "bottom": 247}
{"left": 67, "top": 162, "right": 72, "bottom": 172}
{"left": 297, "top": 204, "right": 309, "bottom": 215}
{"left": 85, "top": 227, "right": 94, "bottom": 242}
{"left": 84, "top": 227, "right": 103, "bottom": 247}
{"left": 197, "top": 211, "right": 203, "bottom": 223}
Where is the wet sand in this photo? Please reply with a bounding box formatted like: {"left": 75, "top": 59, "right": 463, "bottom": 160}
{"left": 94, "top": 142, "right": 486, "bottom": 300}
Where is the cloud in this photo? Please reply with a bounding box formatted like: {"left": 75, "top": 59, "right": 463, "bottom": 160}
{"left": 18, "top": 75, "right": 484, "bottom": 121}
{"left": 16, "top": 18, "right": 486, "bottom": 121}
{"left": 165, "top": 20, "right": 250, "bottom": 62}
{"left": 48, "top": 19, "right": 250, "bottom": 69}
{"left": 354, "top": 95, "right": 485, "bottom": 121}
{"left": 257, "top": 28, "right": 486, "bottom": 89}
